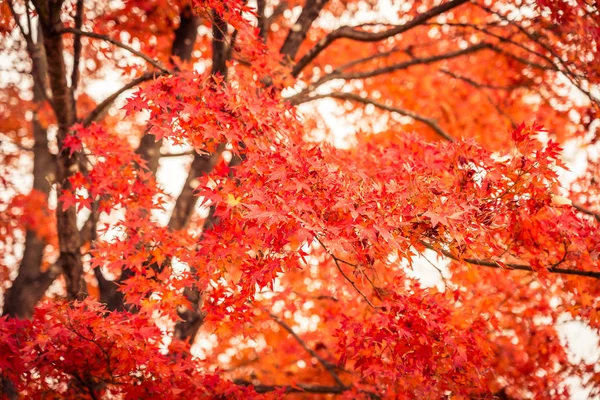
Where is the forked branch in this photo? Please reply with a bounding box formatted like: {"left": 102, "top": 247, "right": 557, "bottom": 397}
{"left": 291, "top": 0, "right": 469, "bottom": 77}
{"left": 82, "top": 72, "right": 167, "bottom": 126}
{"left": 315, "top": 237, "right": 378, "bottom": 309}
{"left": 295, "top": 92, "right": 455, "bottom": 142}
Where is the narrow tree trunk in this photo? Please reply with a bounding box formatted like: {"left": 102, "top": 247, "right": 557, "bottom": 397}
{"left": 3, "top": 21, "right": 58, "bottom": 319}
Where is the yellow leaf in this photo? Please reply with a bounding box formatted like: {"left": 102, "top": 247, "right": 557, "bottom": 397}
{"left": 226, "top": 193, "right": 242, "bottom": 207}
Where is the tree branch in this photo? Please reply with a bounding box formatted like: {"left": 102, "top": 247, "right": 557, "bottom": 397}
{"left": 265, "top": 2, "right": 288, "bottom": 27}
{"left": 279, "top": 0, "right": 329, "bottom": 60}
{"left": 6, "top": 0, "right": 31, "bottom": 44}
{"left": 291, "top": 0, "right": 469, "bottom": 77}
{"left": 8, "top": 0, "right": 51, "bottom": 104}
{"left": 33, "top": 0, "right": 86, "bottom": 301}
{"left": 269, "top": 312, "right": 345, "bottom": 387}
{"left": 315, "top": 237, "right": 378, "bottom": 309}
{"left": 170, "top": 4, "right": 200, "bottom": 67}
{"left": 169, "top": 10, "right": 234, "bottom": 343}
{"left": 234, "top": 380, "right": 351, "bottom": 394}
{"left": 256, "top": 0, "right": 267, "bottom": 43}
{"left": 294, "top": 91, "right": 455, "bottom": 142}
{"left": 475, "top": 2, "right": 599, "bottom": 105}
{"left": 313, "top": 42, "right": 490, "bottom": 85}
{"left": 82, "top": 72, "right": 166, "bottom": 126}
{"left": 572, "top": 202, "right": 600, "bottom": 222}
{"left": 58, "top": 27, "right": 172, "bottom": 74}
{"left": 211, "top": 9, "right": 229, "bottom": 79}
{"left": 70, "top": 0, "right": 84, "bottom": 94}
{"left": 439, "top": 68, "right": 527, "bottom": 91}
{"left": 93, "top": 6, "right": 201, "bottom": 312}
{"left": 419, "top": 241, "right": 600, "bottom": 279}
{"left": 159, "top": 150, "right": 195, "bottom": 158}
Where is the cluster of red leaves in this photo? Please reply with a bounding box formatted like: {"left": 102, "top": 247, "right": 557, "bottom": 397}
{"left": 59, "top": 122, "right": 163, "bottom": 214}
{"left": 335, "top": 284, "right": 491, "bottom": 398}
{"left": 114, "top": 65, "right": 598, "bottom": 396}
{"left": 0, "top": 300, "right": 264, "bottom": 399}
{"left": 2, "top": 191, "right": 56, "bottom": 245}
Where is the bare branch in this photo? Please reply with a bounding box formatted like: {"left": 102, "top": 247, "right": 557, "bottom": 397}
{"left": 439, "top": 68, "right": 527, "bottom": 91}
{"left": 70, "top": 0, "right": 84, "bottom": 93}
{"left": 58, "top": 27, "right": 172, "bottom": 74}
{"left": 291, "top": 0, "right": 469, "bottom": 77}
{"left": 6, "top": 0, "right": 31, "bottom": 43}
{"left": 3, "top": 263, "right": 61, "bottom": 318}
{"left": 257, "top": 0, "right": 267, "bottom": 43}
{"left": 442, "top": 64, "right": 520, "bottom": 129}
{"left": 486, "top": 44, "right": 554, "bottom": 72}
{"left": 269, "top": 312, "right": 345, "bottom": 387}
{"left": 211, "top": 9, "right": 229, "bottom": 78}
{"left": 265, "top": 2, "right": 288, "bottom": 27}
{"left": 8, "top": 1, "right": 51, "bottom": 103}
{"left": 419, "top": 240, "right": 600, "bottom": 279}
{"left": 169, "top": 152, "right": 222, "bottom": 230}
{"left": 93, "top": 6, "right": 202, "bottom": 312}
{"left": 483, "top": 91, "right": 517, "bottom": 129}
{"left": 332, "top": 47, "right": 401, "bottom": 74}
{"left": 33, "top": 1, "right": 86, "bottom": 300}
{"left": 572, "top": 203, "right": 600, "bottom": 222}
{"left": 317, "top": 43, "right": 490, "bottom": 85}
{"left": 288, "top": 43, "right": 489, "bottom": 102}
{"left": 280, "top": 0, "right": 329, "bottom": 59}
{"left": 82, "top": 72, "right": 166, "bottom": 126}
{"left": 294, "top": 92, "right": 455, "bottom": 142}
{"left": 170, "top": 5, "right": 200, "bottom": 67}
{"left": 234, "top": 380, "right": 351, "bottom": 394}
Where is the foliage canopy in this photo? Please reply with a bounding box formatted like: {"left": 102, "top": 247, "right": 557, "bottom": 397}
{"left": 1, "top": 0, "right": 600, "bottom": 398}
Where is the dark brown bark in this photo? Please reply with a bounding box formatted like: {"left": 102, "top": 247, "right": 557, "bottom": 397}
{"left": 211, "top": 8, "right": 229, "bottom": 79}
{"left": 0, "top": 376, "right": 17, "bottom": 400}
{"left": 257, "top": 0, "right": 267, "bottom": 43}
{"left": 234, "top": 380, "right": 351, "bottom": 395}
{"left": 70, "top": 0, "right": 84, "bottom": 96}
{"left": 2, "top": 15, "right": 59, "bottom": 319}
{"left": 33, "top": 0, "right": 86, "bottom": 301}
{"left": 294, "top": 92, "right": 455, "bottom": 142}
{"left": 279, "top": 0, "right": 328, "bottom": 60}
{"left": 171, "top": 5, "right": 200, "bottom": 65}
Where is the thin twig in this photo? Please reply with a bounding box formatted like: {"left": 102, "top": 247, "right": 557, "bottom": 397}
{"left": 439, "top": 69, "right": 527, "bottom": 91}
{"left": 320, "top": 43, "right": 490, "bottom": 85}
{"left": 315, "top": 237, "right": 378, "bottom": 309}
{"left": 58, "top": 27, "right": 172, "bottom": 74}
{"left": 291, "top": 0, "right": 469, "bottom": 77}
{"left": 294, "top": 92, "right": 455, "bottom": 142}
{"left": 82, "top": 71, "right": 166, "bottom": 126}
{"left": 7, "top": 0, "right": 31, "bottom": 42}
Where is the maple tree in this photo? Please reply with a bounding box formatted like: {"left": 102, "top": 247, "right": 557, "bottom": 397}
{"left": 1, "top": 0, "right": 600, "bottom": 398}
